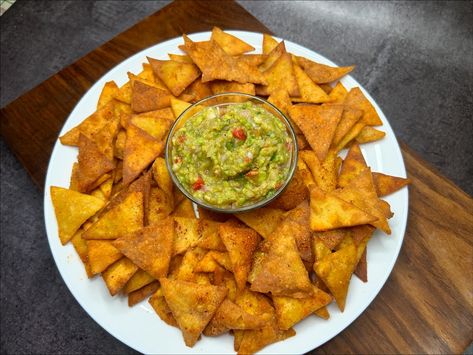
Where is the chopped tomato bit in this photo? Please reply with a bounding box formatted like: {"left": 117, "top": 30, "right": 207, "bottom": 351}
{"left": 192, "top": 176, "right": 204, "bottom": 191}
{"left": 178, "top": 134, "right": 186, "bottom": 143}
{"left": 232, "top": 128, "right": 246, "bottom": 141}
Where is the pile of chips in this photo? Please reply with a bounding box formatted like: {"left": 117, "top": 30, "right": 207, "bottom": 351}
{"left": 50, "top": 28, "right": 410, "bottom": 354}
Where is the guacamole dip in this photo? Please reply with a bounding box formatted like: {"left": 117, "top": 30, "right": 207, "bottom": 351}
{"left": 171, "top": 102, "right": 293, "bottom": 207}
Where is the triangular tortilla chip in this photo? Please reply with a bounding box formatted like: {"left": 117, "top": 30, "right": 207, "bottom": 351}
{"left": 123, "top": 123, "right": 164, "bottom": 185}
{"left": 328, "top": 81, "right": 348, "bottom": 103}
{"left": 219, "top": 224, "right": 259, "bottom": 290}
{"left": 314, "top": 306, "right": 330, "bottom": 319}
{"left": 296, "top": 56, "right": 354, "bottom": 84}
{"left": 334, "top": 121, "right": 366, "bottom": 153}
{"left": 183, "top": 35, "right": 265, "bottom": 84}
{"left": 170, "top": 97, "right": 192, "bottom": 118}
{"left": 262, "top": 52, "right": 299, "bottom": 97}
{"left": 372, "top": 172, "right": 411, "bottom": 197}
{"left": 102, "top": 257, "right": 139, "bottom": 296}
{"left": 338, "top": 144, "right": 368, "bottom": 188}
{"left": 237, "top": 54, "right": 267, "bottom": 67}
{"left": 309, "top": 185, "right": 377, "bottom": 231}
{"left": 196, "top": 220, "right": 226, "bottom": 251}
{"left": 182, "top": 78, "right": 212, "bottom": 103}
{"left": 128, "top": 281, "right": 159, "bottom": 307}
{"left": 354, "top": 248, "right": 368, "bottom": 282}
{"left": 124, "top": 269, "right": 155, "bottom": 294}
{"left": 174, "top": 247, "right": 208, "bottom": 282}
{"left": 114, "top": 80, "right": 132, "bottom": 104}
{"left": 262, "top": 33, "right": 279, "bottom": 55}
{"left": 86, "top": 240, "right": 123, "bottom": 275}
{"left": 59, "top": 100, "right": 115, "bottom": 146}
{"left": 159, "top": 278, "right": 227, "bottom": 347}
{"left": 333, "top": 168, "right": 391, "bottom": 234}
{"left": 250, "top": 221, "right": 313, "bottom": 298}
{"left": 131, "top": 80, "right": 170, "bottom": 113}
{"left": 292, "top": 63, "right": 330, "bottom": 103}
{"left": 211, "top": 27, "right": 255, "bottom": 56}
{"left": 148, "top": 57, "right": 200, "bottom": 97}
{"left": 174, "top": 217, "right": 201, "bottom": 255}
{"left": 235, "top": 207, "right": 285, "bottom": 239}
{"left": 209, "top": 80, "right": 255, "bottom": 95}
{"left": 273, "top": 285, "right": 332, "bottom": 330}
{"left": 129, "top": 109, "right": 173, "bottom": 141}
{"left": 313, "top": 236, "right": 333, "bottom": 262}
{"left": 148, "top": 187, "right": 173, "bottom": 224}
{"left": 204, "top": 299, "right": 266, "bottom": 336}
{"left": 83, "top": 191, "right": 143, "bottom": 239}
{"left": 283, "top": 200, "right": 313, "bottom": 262}
{"left": 93, "top": 115, "right": 120, "bottom": 161}
{"left": 98, "top": 81, "right": 119, "bottom": 109}
{"left": 149, "top": 287, "right": 178, "bottom": 327}
{"left": 114, "top": 129, "right": 126, "bottom": 159}
{"left": 332, "top": 107, "right": 363, "bottom": 147}
{"left": 70, "top": 229, "right": 93, "bottom": 277}
{"left": 314, "top": 229, "right": 348, "bottom": 250}
{"left": 314, "top": 241, "right": 357, "bottom": 311}
{"left": 168, "top": 53, "right": 193, "bottom": 63}
{"left": 344, "top": 87, "right": 382, "bottom": 126}
{"left": 113, "top": 217, "right": 174, "bottom": 279}
{"left": 172, "top": 198, "right": 195, "bottom": 218}
{"left": 259, "top": 41, "right": 286, "bottom": 72}
{"left": 289, "top": 104, "right": 343, "bottom": 162}
{"left": 355, "top": 126, "right": 386, "bottom": 144}
{"left": 50, "top": 186, "right": 105, "bottom": 245}
{"left": 267, "top": 89, "right": 292, "bottom": 116}
{"left": 268, "top": 168, "right": 309, "bottom": 211}
{"left": 299, "top": 149, "right": 337, "bottom": 192}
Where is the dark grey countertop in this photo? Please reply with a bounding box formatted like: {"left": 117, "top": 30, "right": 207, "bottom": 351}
{"left": 1, "top": 1, "right": 472, "bottom": 354}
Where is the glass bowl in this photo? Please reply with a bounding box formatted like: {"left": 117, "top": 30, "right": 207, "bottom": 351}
{"left": 165, "top": 92, "right": 298, "bottom": 213}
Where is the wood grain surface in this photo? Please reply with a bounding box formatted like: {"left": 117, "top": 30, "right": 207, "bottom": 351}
{"left": 1, "top": 0, "right": 472, "bottom": 353}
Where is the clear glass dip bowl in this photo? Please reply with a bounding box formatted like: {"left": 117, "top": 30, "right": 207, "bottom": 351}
{"left": 165, "top": 93, "right": 298, "bottom": 213}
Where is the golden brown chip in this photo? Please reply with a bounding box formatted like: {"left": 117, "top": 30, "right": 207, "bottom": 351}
{"left": 174, "top": 247, "right": 208, "bottom": 282}
{"left": 86, "top": 240, "right": 123, "bottom": 275}
{"left": 76, "top": 134, "right": 116, "bottom": 193}
{"left": 344, "top": 87, "right": 382, "bottom": 126}
{"left": 268, "top": 168, "right": 309, "bottom": 210}
{"left": 170, "top": 97, "right": 192, "bottom": 118}
{"left": 314, "top": 229, "right": 348, "bottom": 250}
{"left": 334, "top": 121, "right": 366, "bottom": 153}
{"left": 332, "top": 108, "right": 363, "bottom": 147}
{"left": 299, "top": 150, "right": 337, "bottom": 192}
{"left": 354, "top": 249, "right": 368, "bottom": 282}
{"left": 309, "top": 185, "right": 377, "bottom": 231}
{"left": 209, "top": 80, "right": 255, "bottom": 95}
{"left": 168, "top": 53, "right": 193, "bottom": 63}
{"left": 273, "top": 285, "right": 332, "bottom": 330}
{"left": 113, "top": 218, "right": 174, "bottom": 279}
{"left": 148, "top": 57, "right": 201, "bottom": 97}
{"left": 128, "top": 281, "right": 159, "bottom": 307}
{"left": 219, "top": 224, "right": 260, "bottom": 290}
{"left": 131, "top": 80, "right": 170, "bottom": 113}
{"left": 314, "top": 240, "right": 357, "bottom": 311}
{"left": 129, "top": 109, "right": 173, "bottom": 141}
{"left": 250, "top": 220, "right": 313, "bottom": 298}
{"left": 70, "top": 229, "right": 93, "bottom": 277}
{"left": 93, "top": 113, "right": 120, "bottom": 161}
{"left": 114, "top": 129, "right": 126, "bottom": 159}
{"left": 267, "top": 89, "right": 292, "bottom": 116}
{"left": 97, "top": 81, "right": 119, "bottom": 109}
{"left": 196, "top": 220, "right": 226, "bottom": 251}
{"left": 262, "top": 52, "right": 300, "bottom": 97}
{"left": 123, "top": 123, "right": 164, "bottom": 185}
{"left": 291, "top": 63, "right": 330, "bottom": 103}
{"left": 259, "top": 41, "right": 286, "bottom": 72}
{"left": 235, "top": 207, "right": 285, "bottom": 239}
{"left": 183, "top": 35, "right": 266, "bottom": 84}
{"left": 284, "top": 200, "right": 313, "bottom": 262}
{"left": 148, "top": 186, "right": 174, "bottom": 224}
{"left": 211, "top": 27, "right": 255, "bottom": 56}
{"left": 262, "top": 33, "right": 279, "bottom": 55}
{"left": 338, "top": 144, "right": 368, "bottom": 188}
{"left": 296, "top": 56, "right": 354, "bottom": 84}
{"left": 149, "top": 287, "right": 178, "bottom": 327}
{"left": 114, "top": 81, "right": 132, "bottom": 104}
{"left": 237, "top": 54, "right": 267, "bottom": 67}
{"left": 314, "top": 306, "right": 330, "bottom": 319}
{"left": 50, "top": 186, "right": 105, "bottom": 245}
{"left": 102, "top": 257, "right": 139, "bottom": 296}
{"left": 159, "top": 278, "right": 227, "bottom": 347}
{"left": 182, "top": 79, "right": 212, "bottom": 102}
{"left": 83, "top": 191, "right": 143, "bottom": 240}
{"left": 355, "top": 126, "right": 386, "bottom": 144}
{"left": 372, "top": 172, "right": 411, "bottom": 197}
{"left": 289, "top": 104, "right": 343, "bottom": 162}
{"left": 124, "top": 269, "right": 155, "bottom": 294}
{"left": 60, "top": 100, "right": 115, "bottom": 146}
{"left": 172, "top": 198, "right": 195, "bottom": 218}
{"left": 174, "top": 217, "right": 201, "bottom": 255}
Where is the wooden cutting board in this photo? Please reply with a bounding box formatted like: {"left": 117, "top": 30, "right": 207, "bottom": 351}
{"left": 1, "top": 0, "right": 471, "bottom": 353}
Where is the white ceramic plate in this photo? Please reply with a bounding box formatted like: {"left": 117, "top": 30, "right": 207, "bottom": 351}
{"left": 43, "top": 31, "right": 408, "bottom": 354}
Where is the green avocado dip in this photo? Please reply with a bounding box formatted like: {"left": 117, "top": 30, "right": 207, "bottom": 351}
{"left": 171, "top": 102, "right": 293, "bottom": 207}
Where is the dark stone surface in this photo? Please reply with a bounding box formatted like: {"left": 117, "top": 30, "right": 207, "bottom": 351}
{"left": 0, "top": 1, "right": 472, "bottom": 354}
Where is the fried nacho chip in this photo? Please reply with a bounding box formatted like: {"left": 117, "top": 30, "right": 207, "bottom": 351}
{"left": 170, "top": 97, "right": 192, "bottom": 118}
{"left": 148, "top": 57, "right": 201, "bottom": 97}
{"left": 251, "top": 220, "right": 313, "bottom": 298}
{"left": 267, "top": 89, "right": 292, "bottom": 116}
{"left": 113, "top": 218, "right": 174, "bottom": 279}
{"left": 262, "top": 52, "right": 300, "bottom": 97}
{"left": 262, "top": 33, "right": 279, "bottom": 55}
{"left": 159, "top": 278, "right": 227, "bottom": 347}
{"left": 131, "top": 80, "right": 170, "bottom": 113}
{"left": 211, "top": 27, "right": 255, "bottom": 56}
{"left": 174, "top": 217, "right": 201, "bottom": 255}
{"left": 338, "top": 144, "right": 368, "bottom": 188}
{"left": 332, "top": 108, "right": 363, "bottom": 147}
{"left": 86, "top": 240, "right": 122, "bottom": 275}
{"left": 268, "top": 168, "right": 309, "bottom": 210}
{"left": 98, "top": 81, "right": 119, "bottom": 109}
{"left": 314, "top": 241, "right": 357, "bottom": 311}
{"left": 354, "top": 249, "right": 368, "bottom": 282}
{"left": 296, "top": 56, "right": 354, "bottom": 84}
{"left": 149, "top": 287, "right": 178, "bottom": 327}
{"left": 328, "top": 81, "right": 348, "bottom": 103}
{"left": 172, "top": 198, "right": 195, "bottom": 218}
{"left": 334, "top": 121, "right": 366, "bottom": 153}
{"left": 237, "top": 54, "right": 267, "bottom": 67}
{"left": 123, "top": 123, "right": 164, "bottom": 185}
{"left": 284, "top": 201, "right": 313, "bottom": 262}
{"left": 209, "top": 80, "right": 255, "bottom": 95}
{"left": 102, "top": 257, "right": 139, "bottom": 296}
{"left": 70, "top": 229, "right": 93, "bottom": 277}
{"left": 124, "top": 269, "right": 155, "bottom": 294}
{"left": 219, "top": 224, "right": 259, "bottom": 290}
{"left": 312, "top": 236, "right": 332, "bottom": 261}
{"left": 182, "top": 79, "right": 212, "bottom": 102}
{"left": 314, "top": 229, "right": 348, "bottom": 250}
{"left": 235, "top": 207, "right": 285, "bottom": 239}
{"left": 289, "top": 104, "right": 343, "bottom": 162}
{"left": 148, "top": 186, "right": 174, "bottom": 224}
{"left": 259, "top": 41, "right": 286, "bottom": 72}
{"left": 183, "top": 35, "right": 265, "bottom": 84}
{"left": 59, "top": 100, "right": 115, "bottom": 146}
{"left": 344, "top": 87, "right": 382, "bottom": 126}
{"left": 196, "top": 220, "right": 226, "bottom": 251}
{"left": 114, "top": 80, "right": 132, "bottom": 104}
{"left": 309, "top": 185, "right": 377, "bottom": 231}
{"left": 355, "top": 126, "right": 386, "bottom": 144}
{"left": 168, "top": 53, "right": 193, "bottom": 63}
{"left": 83, "top": 191, "right": 143, "bottom": 240}
{"left": 128, "top": 281, "right": 159, "bottom": 307}
{"left": 50, "top": 186, "right": 105, "bottom": 245}
{"left": 174, "top": 248, "right": 208, "bottom": 282}
{"left": 299, "top": 150, "right": 337, "bottom": 192}
{"left": 372, "top": 172, "right": 411, "bottom": 197}
{"left": 129, "top": 109, "right": 173, "bottom": 141}
{"left": 114, "top": 129, "right": 126, "bottom": 159}
{"left": 292, "top": 63, "right": 330, "bottom": 103}
{"left": 273, "top": 285, "right": 332, "bottom": 330}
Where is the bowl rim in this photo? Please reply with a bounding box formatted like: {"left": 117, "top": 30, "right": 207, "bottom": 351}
{"left": 164, "top": 92, "right": 299, "bottom": 213}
